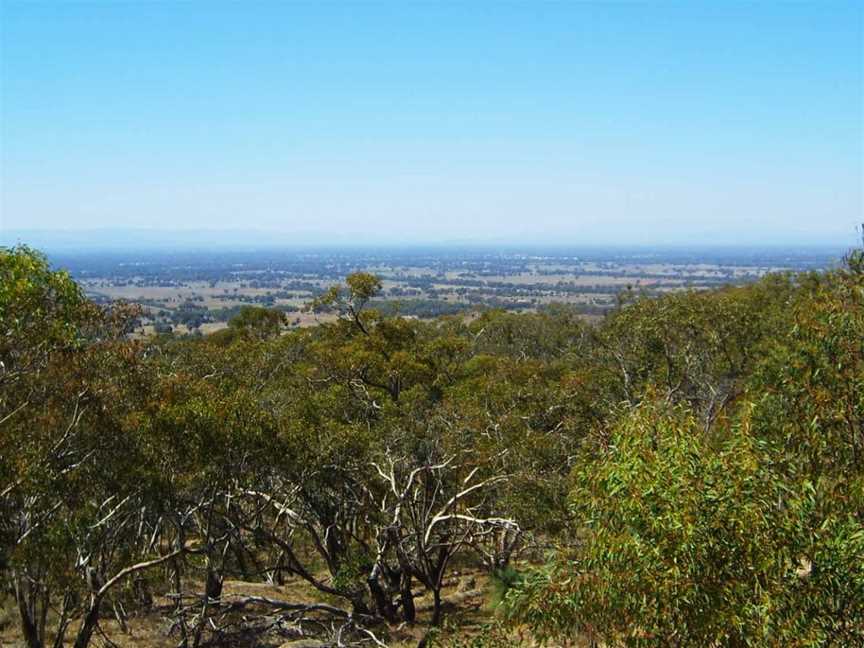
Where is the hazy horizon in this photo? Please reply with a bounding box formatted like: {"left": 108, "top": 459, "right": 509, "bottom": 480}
{"left": 1, "top": 226, "right": 857, "bottom": 254}
{"left": 1, "top": 2, "right": 862, "bottom": 246}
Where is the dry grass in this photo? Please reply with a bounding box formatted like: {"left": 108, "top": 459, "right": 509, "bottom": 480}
{"left": 0, "top": 570, "right": 550, "bottom": 648}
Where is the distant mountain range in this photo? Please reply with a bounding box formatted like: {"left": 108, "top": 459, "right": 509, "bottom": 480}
{"left": 1, "top": 228, "right": 855, "bottom": 253}
{"left": 0, "top": 228, "right": 377, "bottom": 251}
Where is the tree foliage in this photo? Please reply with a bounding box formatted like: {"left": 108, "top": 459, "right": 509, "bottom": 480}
{"left": 1, "top": 246, "right": 862, "bottom": 647}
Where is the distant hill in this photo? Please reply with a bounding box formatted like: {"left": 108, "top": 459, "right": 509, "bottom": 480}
{"left": 0, "top": 228, "right": 361, "bottom": 251}
{"left": 1, "top": 228, "right": 854, "bottom": 254}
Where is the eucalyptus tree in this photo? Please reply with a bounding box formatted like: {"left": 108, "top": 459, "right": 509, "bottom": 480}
{"left": 0, "top": 247, "right": 190, "bottom": 648}
{"left": 502, "top": 258, "right": 864, "bottom": 647}
{"left": 594, "top": 276, "right": 795, "bottom": 427}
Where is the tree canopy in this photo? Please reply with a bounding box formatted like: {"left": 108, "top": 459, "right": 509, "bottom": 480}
{"left": 1, "top": 246, "right": 861, "bottom": 647}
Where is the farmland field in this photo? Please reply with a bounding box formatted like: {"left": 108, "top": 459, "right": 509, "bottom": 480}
{"left": 52, "top": 245, "right": 843, "bottom": 336}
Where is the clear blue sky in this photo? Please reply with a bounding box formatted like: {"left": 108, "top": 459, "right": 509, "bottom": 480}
{"left": 1, "top": 1, "right": 861, "bottom": 245}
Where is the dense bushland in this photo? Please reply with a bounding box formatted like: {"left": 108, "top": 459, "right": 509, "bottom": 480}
{"left": 1, "top": 246, "right": 861, "bottom": 647}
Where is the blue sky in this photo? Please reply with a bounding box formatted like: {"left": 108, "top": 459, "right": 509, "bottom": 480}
{"left": 1, "top": 1, "right": 861, "bottom": 245}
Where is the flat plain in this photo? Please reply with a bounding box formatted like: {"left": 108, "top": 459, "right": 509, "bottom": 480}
{"left": 56, "top": 246, "right": 842, "bottom": 336}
